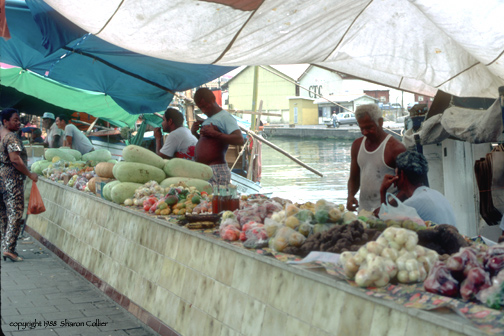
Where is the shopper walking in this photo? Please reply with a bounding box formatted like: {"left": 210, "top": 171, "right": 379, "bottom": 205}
{"left": 0, "top": 108, "right": 38, "bottom": 262}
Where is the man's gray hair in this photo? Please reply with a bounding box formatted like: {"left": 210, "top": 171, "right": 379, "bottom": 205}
{"left": 355, "top": 104, "right": 382, "bottom": 123}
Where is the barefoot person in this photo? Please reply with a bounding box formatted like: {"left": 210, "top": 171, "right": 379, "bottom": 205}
{"left": 347, "top": 104, "right": 406, "bottom": 212}
{"left": 191, "top": 88, "right": 245, "bottom": 186}
{"left": 0, "top": 108, "right": 38, "bottom": 262}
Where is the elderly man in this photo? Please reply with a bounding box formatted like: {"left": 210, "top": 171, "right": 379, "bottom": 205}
{"left": 347, "top": 104, "right": 406, "bottom": 212}
{"left": 41, "top": 112, "right": 63, "bottom": 148}
{"left": 379, "top": 151, "right": 457, "bottom": 226}
{"left": 191, "top": 88, "right": 245, "bottom": 186}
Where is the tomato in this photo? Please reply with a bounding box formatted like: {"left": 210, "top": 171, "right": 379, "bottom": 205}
{"left": 143, "top": 204, "right": 151, "bottom": 212}
{"left": 200, "top": 191, "right": 208, "bottom": 197}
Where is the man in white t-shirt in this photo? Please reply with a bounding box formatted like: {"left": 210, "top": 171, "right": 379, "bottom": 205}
{"left": 55, "top": 114, "right": 94, "bottom": 155}
{"left": 42, "top": 112, "right": 63, "bottom": 148}
{"left": 154, "top": 108, "right": 197, "bottom": 160}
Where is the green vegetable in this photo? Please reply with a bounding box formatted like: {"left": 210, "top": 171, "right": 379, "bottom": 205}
{"left": 294, "top": 209, "right": 315, "bottom": 223}
{"left": 122, "top": 145, "right": 165, "bottom": 169}
{"left": 44, "top": 148, "right": 75, "bottom": 162}
{"left": 163, "top": 158, "right": 213, "bottom": 180}
{"left": 314, "top": 209, "right": 329, "bottom": 224}
{"left": 82, "top": 149, "right": 112, "bottom": 163}
{"left": 113, "top": 161, "right": 166, "bottom": 184}
{"left": 102, "top": 180, "right": 121, "bottom": 201}
{"left": 110, "top": 182, "right": 143, "bottom": 204}
{"left": 160, "top": 177, "right": 212, "bottom": 194}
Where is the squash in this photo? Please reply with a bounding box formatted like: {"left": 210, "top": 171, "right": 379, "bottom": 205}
{"left": 163, "top": 158, "right": 213, "bottom": 181}
{"left": 113, "top": 161, "right": 166, "bottom": 184}
{"left": 59, "top": 147, "right": 82, "bottom": 161}
{"left": 160, "top": 177, "right": 213, "bottom": 194}
{"left": 95, "top": 162, "right": 115, "bottom": 178}
{"left": 102, "top": 180, "right": 122, "bottom": 201}
{"left": 122, "top": 145, "right": 165, "bottom": 169}
{"left": 44, "top": 148, "right": 75, "bottom": 162}
{"left": 31, "top": 160, "right": 51, "bottom": 175}
{"left": 82, "top": 149, "right": 112, "bottom": 162}
{"left": 110, "top": 182, "right": 143, "bottom": 204}
{"left": 87, "top": 177, "right": 97, "bottom": 193}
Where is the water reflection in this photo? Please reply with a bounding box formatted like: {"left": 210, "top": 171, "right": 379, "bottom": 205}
{"left": 260, "top": 137, "right": 353, "bottom": 205}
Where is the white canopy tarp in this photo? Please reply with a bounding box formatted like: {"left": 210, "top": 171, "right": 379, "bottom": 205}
{"left": 43, "top": 0, "right": 504, "bottom": 98}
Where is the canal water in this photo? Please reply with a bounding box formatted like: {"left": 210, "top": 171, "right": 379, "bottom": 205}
{"left": 260, "top": 137, "right": 353, "bottom": 205}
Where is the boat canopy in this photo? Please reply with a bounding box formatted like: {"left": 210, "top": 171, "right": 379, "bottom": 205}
{"left": 1, "top": 0, "right": 236, "bottom": 127}
{"left": 37, "top": 0, "right": 504, "bottom": 99}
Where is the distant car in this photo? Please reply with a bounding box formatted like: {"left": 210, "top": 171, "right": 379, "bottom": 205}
{"left": 391, "top": 103, "right": 402, "bottom": 109}
{"left": 381, "top": 103, "right": 391, "bottom": 110}
{"left": 334, "top": 112, "right": 356, "bottom": 127}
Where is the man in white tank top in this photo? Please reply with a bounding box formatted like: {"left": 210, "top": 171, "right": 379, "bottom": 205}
{"left": 347, "top": 104, "right": 406, "bottom": 212}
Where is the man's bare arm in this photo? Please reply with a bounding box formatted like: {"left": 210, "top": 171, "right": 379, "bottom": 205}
{"left": 347, "top": 138, "right": 362, "bottom": 211}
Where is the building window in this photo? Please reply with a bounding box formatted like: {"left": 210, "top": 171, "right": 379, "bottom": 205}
{"left": 430, "top": 97, "right": 434, "bottom": 101}
{"left": 380, "top": 96, "right": 386, "bottom": 102}
{"left": 418, "top": 96, "right": 424, "bottom": 102}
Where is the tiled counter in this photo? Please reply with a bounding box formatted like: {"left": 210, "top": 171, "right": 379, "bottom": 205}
{"left": 26, "top": 179, "right": 486, "bottom": 336}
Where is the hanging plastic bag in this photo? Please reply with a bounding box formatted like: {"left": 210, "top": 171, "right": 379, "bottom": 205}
{"left": 378, "top": 193, "right": 425, "bottom": 226}
{"left": 27, "top": 182, "right": 46, "bottom": 215}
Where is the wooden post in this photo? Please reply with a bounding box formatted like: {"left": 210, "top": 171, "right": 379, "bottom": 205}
{"left": 185, "top": 89, "right": 195, "bottom": 129}
{"left": 247, "top": 101, "right": 262, "bottom": 180}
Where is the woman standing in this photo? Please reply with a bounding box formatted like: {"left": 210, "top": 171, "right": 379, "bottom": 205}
{"left": 0, "top": 108, "right": 38, "bottom": 262}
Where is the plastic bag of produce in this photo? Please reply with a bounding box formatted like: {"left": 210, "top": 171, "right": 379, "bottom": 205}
{"left": 220, "top": 224, "right": 240, "bottom": 241}
{"left": 269, "top": 226, "right": 306, "bottom": 252}
{"left": 424, "top": 261, "right": 460, "bottom": 297}
{"left": 476, "top": 269, "right": 504, "bottom": 309}
{"left": 264, "top": 217, "right": 283, "bottom": 238}
{"left": 27, "top": 182, "right": 46, "bottom": 215}
{"left": 446, "top": 247, "right": 481, "bottom": 277}
{"left": 378, "top": 193, "right": 425, "bottom": 227}
{"left": 459, "top": 267, "right": 492, "bottom": 301}
{"left": 219, "top": 217, "right": 240, "bottom": 231}
{"left": 241, "top": 222, "right": 268, "bottom": 249}
{"left": 483, "top": 244, "right": 504, "bottom": 276}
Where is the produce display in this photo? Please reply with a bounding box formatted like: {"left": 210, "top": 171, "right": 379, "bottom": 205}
{"left": 340, "top": 227, "right": 439, "bottom": 287}
{"left": 424, "top": 243, "right": 504, "bottom": 308}
{"left": 31, "top": 142, "right": 504, "bottom": 327}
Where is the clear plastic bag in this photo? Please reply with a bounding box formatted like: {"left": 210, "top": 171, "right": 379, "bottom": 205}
{"left": 378, "top": 193, "right": 425, "bottom": 226}
{"left": 269, "top": 226, "right": 306, "bottom": 252}
{"left": 476, "top": 269, "right": 504, "bottom": 309}
{"left": 460, "top": 266, "right": 491, "bottom": 301}
{"left": 424, "top": 261, "right": 460, "bottom": 297}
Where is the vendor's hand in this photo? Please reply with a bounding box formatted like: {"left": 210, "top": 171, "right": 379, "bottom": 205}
{"left": 191, "top": 121, "right": 202, "bottom": 134}
{"left": 380, "top": 174, "right": 398, "bottom": 193}
{"left": 347, "top": 196, "right": 358, "bottom": 211}
{"left": 153, "top": 127, "right": 162, "bottom": 139}
{"left": 29, "top": 172, "right": 38, "bottom": 183}
{"left": 200, "top": 123, "right": 221, "bottom": 138}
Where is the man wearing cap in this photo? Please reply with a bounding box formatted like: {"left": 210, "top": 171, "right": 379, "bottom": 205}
{"left": 55, "top": 114, "right": 94, "bottom": 155}
{"left": 42, "top": 112, "right": 63, "bottom": 148}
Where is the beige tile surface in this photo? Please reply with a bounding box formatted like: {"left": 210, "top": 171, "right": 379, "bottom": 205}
{"left": 336, "top": 295, "right": 375, "bottom": 336}
{"left": 215, "top": 248, "right": 237, "bottom": 286}
{"left": 194, "top": 274, "right": 216, "bottom": 314}
{"left": 285, "top": 316, "right": 311, "bottom": 336}
{"left": 180, "top": 267, "right": 203, "bottom": 304}
{"left": 285, "top": 274, "right": 318, "bottom": 323}
{"left": 267, "top": 267, "right": 296, "bottom": 313}
{"left": 240, "top": 296, "right": 266, "bottom": 336}
{"left": 248, "top": 261, "right": 273, "bottom": 303}
{"left": 259, "top": 305, "right": 288, "bottom": 336}
{"left": 231, "top": 255, "right": 256, "bottom": 294}
{"left": 208, "top": 280, "right": 230, "bottom": 321}
{"left": 368, "top": 305, "right": 408, "bottom": 336}
{"left": 151, "top": 286, "right": 180, "bottom": 325}
{"left": 163, "top": 229, "right": 181, "bottom": 260}
{"left": 405, "top": 316, "right": 451, "bottom": 336}
{"left": 200, "top": 242, "right": 220, "bottom": 279}
{"left": 173, "top": 300, "right": 192, "bottom": 335}
{"left": 311, "top": 283, "right": 346, "bottom": 334}
{"left": 220, "top": 326, "right": 242, "bottom": 336}
{"left": 222, "top": 288, "right": 246, "bottom": 331}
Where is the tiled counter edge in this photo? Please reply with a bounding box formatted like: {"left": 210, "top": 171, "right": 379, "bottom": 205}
{"left": 25, "top": 179, "right": 481, "bottom": 336}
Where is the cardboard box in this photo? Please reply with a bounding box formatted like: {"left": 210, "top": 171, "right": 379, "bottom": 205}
{"left": 94, "top": 177, "right": 115, "bottom": 198}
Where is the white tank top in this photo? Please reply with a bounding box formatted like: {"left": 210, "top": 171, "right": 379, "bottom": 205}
{"left": 357, "top": 134, "right": 395, "bottom": 211}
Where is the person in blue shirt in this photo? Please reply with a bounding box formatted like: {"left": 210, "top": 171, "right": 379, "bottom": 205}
{"left": 379, "top": 150, "right": 457, "bottom": 227}
{"left": 191, "top": 88, "right": 245, "bottom": 186}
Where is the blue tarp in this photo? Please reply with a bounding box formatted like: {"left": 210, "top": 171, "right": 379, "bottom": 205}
{"left": 1, "top": 0, "right": 236, "bottom": 117}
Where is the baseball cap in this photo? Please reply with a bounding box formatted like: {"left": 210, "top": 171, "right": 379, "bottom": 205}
{"left": 42, "top": 112, "right": 55, "bottom": 120}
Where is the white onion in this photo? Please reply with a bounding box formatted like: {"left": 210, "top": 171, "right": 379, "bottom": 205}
{"left": 366, "top": 242, "right": 384, "bottom": 255}
{"left": 405, "top": 259, "right": 419, "bottom": 272}
{"left": 408, "top": 270, "right": 420, "bottom": 282}
{"left": 397, "top": 270, "right": 409, "bottom": 283}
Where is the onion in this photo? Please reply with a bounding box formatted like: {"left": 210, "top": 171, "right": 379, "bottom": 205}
{"left": 376, "top": 236, "right": 388, "bottom": 247}
{"left": 358, "top": 246, "right": 369, "bottom": 258}
{"left": 405, "top": 235, "right": 418, "bottom": 251}
{"left": 408, "top": 270, "right": 420, "bottom": 282}
{"left": 397, "top": 270, "right": 409, "bottom": 283}
{"left": 344, "top": 258, "right": 360, "bottom": 278}
{"left": 355, "top": 269, "right": 372, "bottom": 287}
{"left": 394, "top": 230, "right": 408, "bottom": 245}
{"left": 374, "top": 273, "right": 390, "bottom": 287}
{"left": 367, "top": 242, "right": 384, "bottom": 255}
{"left": 381, "top": 247, "right": 399, "bottom": 261}
{"left": 405, "top": 259, "right": 419, "bottom": 272}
